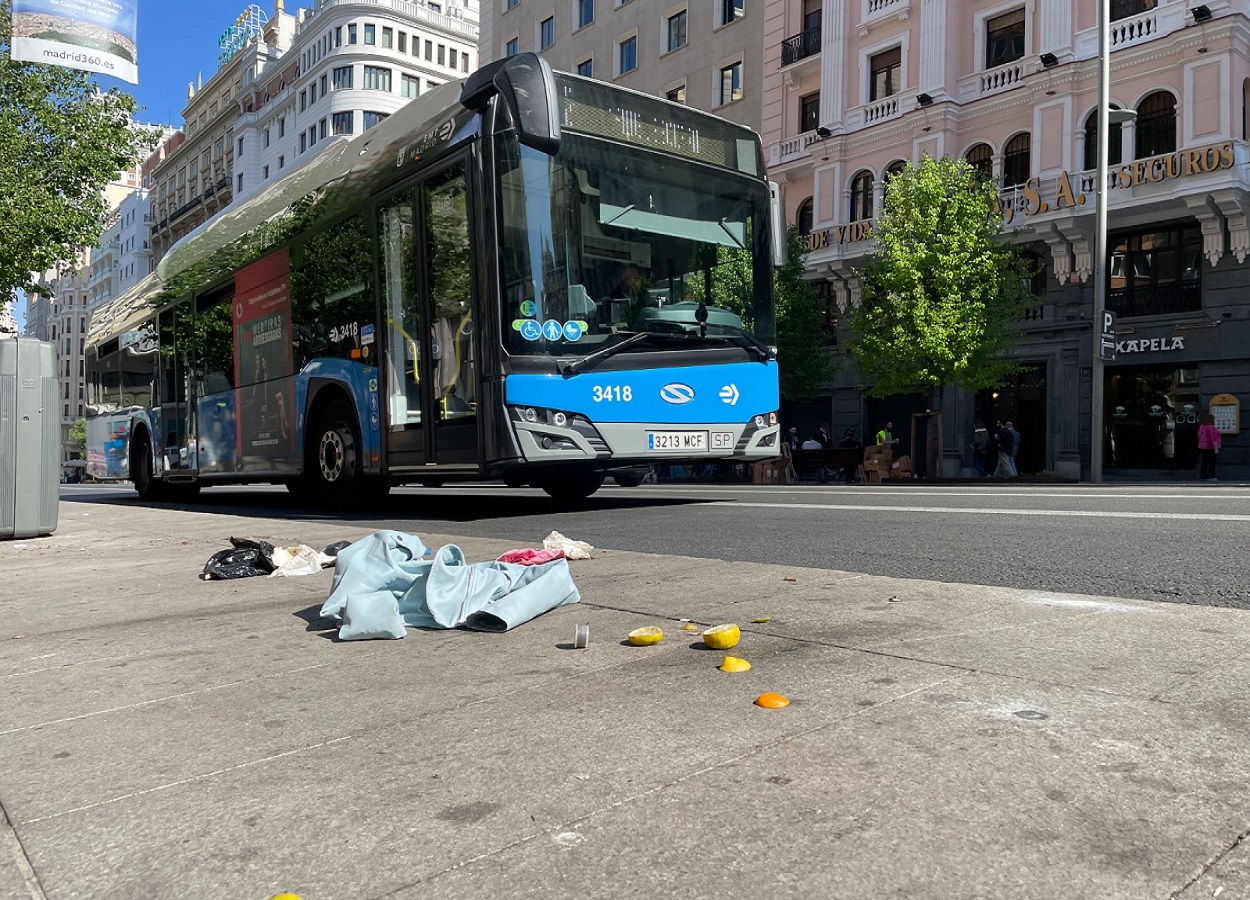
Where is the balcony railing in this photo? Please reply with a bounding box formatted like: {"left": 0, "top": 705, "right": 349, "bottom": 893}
{"left": 780, "top": 27, "right": 821, "bottom": 67}
{"left": 1108, "top": 283, "right": 1201, "bottom": 318}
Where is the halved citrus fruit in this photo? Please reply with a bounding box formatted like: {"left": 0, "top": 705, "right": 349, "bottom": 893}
{"left": 627, "top": 626, "right": 664, "bottom": 646}
{"left": 719, "top": 656, "right": 751, "bottom": 673}
{"left": 702, "top": 623, "right": 740, "bottom": 650}
{"left": 755, "top": 692, "right": 790, "bottom": 709}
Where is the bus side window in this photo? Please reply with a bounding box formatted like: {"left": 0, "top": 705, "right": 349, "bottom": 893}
{"left": 292, "top": 214, "right": 374, "bottom": 365}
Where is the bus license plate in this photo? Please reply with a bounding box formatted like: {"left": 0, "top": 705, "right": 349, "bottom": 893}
{"left": 647, "top": 431, "right": 708, "bottom": 452}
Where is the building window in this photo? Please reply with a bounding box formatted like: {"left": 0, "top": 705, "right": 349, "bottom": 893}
{"left": 363, "top": 65, "right": 392, "bottom": 91}
{"left": 279, "top": 155, "right": 285, "bottom": 169}
{"left": 1111, "top": 0, "right": 1156, "bottom": 20}
{"left": 309, "top": 81, "right": 317, "bottom": 104}
{"left": 364, "top": 111, "right": 389, "bottom": 129}
{"left": 796, "top": 197, "right": 813, "bottom": 236}
{"left": 667, "top": 10, "right": 687, "bottom": 51}
{"left": 319, "top": 118, "right": 327, "bottom": 139}
{"left": 506, "top": 37, "right": 518, "bottom": 57}
{"left": 850, "top": 170, "right": 874, "bottom": 221}
{"left": 463, "top": 53, "right": 470, "bottom": 72}
{"left": 364, "top": 23, "right": 375, "bottom": 44}
{"left": 720, "top": 61, "right": 742, "bottom": 104}
{"left": 1136, "top": 91, "right": 1177, "bottom": 159}
{"left": 438, "top": 44, "right": 445, "bottom": 66}
{"left": 320, "top": 73, "right": 328, "bottom": 96}
{"left": 333, "top": 111, "right": 354, "bottom": 134}
{"left": 965, "top": 143, "right": 993, "bottom": 180}
{"left": 1083, "top": 107, "right": 1125, "bottom": 170}
{"left": 619, "top": 35, "right": 637, "bottom": 74}
{"left": 300, "top": 89, "right": 307, "bottom": 112}
{"left": 869, "top": 47, "right": 901, "bottom": 101}
{"left": 800, "top": 92, "right": 819, "bottom": 132}
{"left": 985, "top": 9, "right": 1025, "bottom": 69}
{"left": 1002, "top": 133, "right": 1031, "bottom": 186}
{"left": 348, "top": 23, "right": 357, "bottom": 43}
{"left": 309, "top": 125, "right": 317, "bottom": 146}
{"left": 428, "top": 1, "right": 441, "bottom": 10}
{"left": 237, "top": 136, "right": 244, "bottom": 157}
{"left": 666, "top": 84, "right": 686, "bottom": 103}
{"left": 263, "top": 164, "right": 270, "bottom": 179}
{"left": 335, "top": 25, "right": 342, "bottom": 46}
{"left": 425, "top": 39, "right": 433, "bottom": 60}
{"left": 720, "top": 0, "right": 744, "bottom": 26}
{"left": 578, "top": 0, "right": 593, "bottom": 28}
{"left": 577, "top": 58, "right": 593, "bottom": 76}
{"left": 449, "top": 48, "right": 457, "bottom": 68}
{"left": 1108, "top": 225, "right": 1202, "bottom": 317}
{"left": 263, "top": 128, "right": 270, "bottom": 148}
{"left": 300, "top": 133, "right": 307, "bottom": 152}
{"left": 278, "top": 116, "right": 285, "bottom": 137}
{"left": 333, "top": 65, "right": 353, "bottom": 89}
{"left": 382, "top": 26, "right": 393, "bottom": 48}
{"left": 883, "top": 160, "right": 907, "bottom": 203}
{"left": 540, "top": 16, "right": 555, "bottom": 49}
{"left": 398, "top": 31, "right": 407, "bottom": 53}
{"left": 402, "top": 73, "right": 420, "bottom": 98}
{"left": 507, "top": 0, "right": 519, "bottom": 8}
{"left": 237, "top": 173, "right": 243, "bottom": 192}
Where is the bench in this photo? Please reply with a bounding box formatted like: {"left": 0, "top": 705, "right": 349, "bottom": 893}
{"left": 789, "top": 447, "right": 865, "bottom": 483}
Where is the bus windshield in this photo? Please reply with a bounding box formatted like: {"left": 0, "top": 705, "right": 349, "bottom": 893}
{"left": 496, "top": 130, "right": 775, "bottom": 358}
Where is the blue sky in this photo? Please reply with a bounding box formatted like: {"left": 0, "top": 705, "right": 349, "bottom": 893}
{"left": 14, "top": 2, "right": 266, "bottom": 327}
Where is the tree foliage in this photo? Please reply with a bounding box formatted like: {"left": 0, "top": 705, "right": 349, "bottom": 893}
{"left": 847, "top": 156, "right": 1030, "bottom": 398}
{"left": 69, "top": 416, "right": 86, "bottom": 456}
{"left": 0, "top": 0, "right": 151, "bottom": 298}
{"left": 775, "top": 228, "right": 835, "bottom": 401}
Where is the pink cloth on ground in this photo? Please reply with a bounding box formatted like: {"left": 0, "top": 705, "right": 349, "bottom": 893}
{"left": 495, "top": 548, "right": 567, "bottom": 566}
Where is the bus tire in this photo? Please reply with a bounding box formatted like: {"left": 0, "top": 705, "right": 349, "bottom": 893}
{"left": 309, "top": 399, "right": 364, "bottom": 500}
{"left": 131, "top": 432, "right": 165, "bottom": 501}
{"left": 540, "top": 471, "right": 604, "bottom": 502}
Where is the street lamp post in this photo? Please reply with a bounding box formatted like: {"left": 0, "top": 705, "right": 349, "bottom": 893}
{"left": 1090, "top": 1, "right": 1136, "bottom": 484}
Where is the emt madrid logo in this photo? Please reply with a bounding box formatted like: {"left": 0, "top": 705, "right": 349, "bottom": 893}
{"left": 659, "top": 383, "right": 695, "bottom": 405}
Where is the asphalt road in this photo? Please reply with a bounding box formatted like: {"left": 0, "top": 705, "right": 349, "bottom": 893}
{"left": 63, "top": 480, "right": 1250, "bottom": 609}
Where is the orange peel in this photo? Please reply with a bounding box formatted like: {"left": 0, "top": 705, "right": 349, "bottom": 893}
{"left": 755, "top": 692, "right": 790, "bottom": 709}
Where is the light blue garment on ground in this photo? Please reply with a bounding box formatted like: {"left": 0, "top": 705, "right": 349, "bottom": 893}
{"left": 319, "top": 530, "right": 581, "bottom": 640}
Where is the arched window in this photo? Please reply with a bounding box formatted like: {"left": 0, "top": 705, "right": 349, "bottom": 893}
{"left": 796, "top": 197, "right": 814, "bottom": 236}
{"left": 1135, "top": 91, "right": 1176, "bottom": 159}
{"left": 882, "top": 160, "right": 907, "bottom": 203}
{"left": 1002, "top": 133, "right": 1031, "bottom": 187}
{"left": 1083, "top": 106, "right": 1125, "bottom": 171}
{"left": 850, "top": 170, "right": 874, "bottom": 221}
{"left": 965, "top": 143, "right": 993, "bottom": 180}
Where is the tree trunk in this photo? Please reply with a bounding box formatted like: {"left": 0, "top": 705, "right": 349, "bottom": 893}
{"left": 929, "top": 386, "right": 943, "bottom": 478}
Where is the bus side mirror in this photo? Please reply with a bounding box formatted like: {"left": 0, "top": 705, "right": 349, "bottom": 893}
{"left": 769, "top": 181, "right": 786, "bottom": 268}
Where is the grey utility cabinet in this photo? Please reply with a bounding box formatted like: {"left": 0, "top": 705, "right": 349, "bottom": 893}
{"left": 0, "top": 337, "right": 60, "bottom": 539}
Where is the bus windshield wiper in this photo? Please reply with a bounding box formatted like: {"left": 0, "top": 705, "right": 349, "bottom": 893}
{"left": 558, "top": 331, "right": 670, "bottom": 375}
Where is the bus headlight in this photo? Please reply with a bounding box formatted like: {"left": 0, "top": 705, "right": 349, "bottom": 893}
{"left": 523, "top": 407, "right": 538, "bottom": 423}
{"left": 552, "top": 411, "right": 568, "bottom": 428}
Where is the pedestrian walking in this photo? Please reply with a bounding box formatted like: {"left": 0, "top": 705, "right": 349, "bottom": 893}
{"left": 994, "top": 421, "right": 1015, "bottom": 477}
{"left": 970, "top": 419, "right": 989, "bottom": 476}
{"left": 1198, "top": 414, "right": 1222, "bottom": 482}
{"left": 1006, "top": 420, "right": 1021, "bottom": 477}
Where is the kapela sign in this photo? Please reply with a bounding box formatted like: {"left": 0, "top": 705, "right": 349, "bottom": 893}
{"left": 1115, "top": 336, "right": 1185, "bottom": 354}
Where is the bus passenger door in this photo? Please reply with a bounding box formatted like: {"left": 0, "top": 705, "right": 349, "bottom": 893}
{"left": 380, "top": 192, "right": 426, "bottom": 466}
{"left": 421, "top": 162, "right": 478, "bottom": 466}
{"left": 158, "top": 306, "right": 195, "bottom": 474}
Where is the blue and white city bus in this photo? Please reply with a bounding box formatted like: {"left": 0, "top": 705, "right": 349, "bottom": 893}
{"left": 84, "top": 55, "right": 782, "bottom": 504}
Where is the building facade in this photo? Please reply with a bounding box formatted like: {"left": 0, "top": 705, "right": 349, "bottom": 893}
{"left": 763, "top": 0, "right": 1250, "bottom": 481}
{"left": 479, "top": 0, "right": 763, "bottom": 130}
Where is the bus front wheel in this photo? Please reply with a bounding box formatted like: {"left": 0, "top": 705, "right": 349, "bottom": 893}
{"left": 132, "top": 433, "right": 165, "bottom": 501}
{"left": 307, "top": 399, "right": 390, "bottom": 505}
{"left": 540, "top": 472, "right": 604, "bottom": 502}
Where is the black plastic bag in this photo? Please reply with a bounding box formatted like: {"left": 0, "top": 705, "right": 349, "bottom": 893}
{"left": 322, "top": 540, "right": 352, "bottom": 560}
{"left": 202, "top": 537, "right": 278, "bottom": 580}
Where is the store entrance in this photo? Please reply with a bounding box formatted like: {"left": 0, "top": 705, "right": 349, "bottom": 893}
{"left": 976, "top": 363, "right": 1047, "bottom": 475}
{"left": 1104, "top": 365, "right": 1199, "bottom": 472}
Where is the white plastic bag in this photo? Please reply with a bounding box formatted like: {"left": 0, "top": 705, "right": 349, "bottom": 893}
{"left": 268, "top": 544, "right": 325, "bottom": 577}
{"left": 543, "top": 530, "right": 594, "bottom": 560}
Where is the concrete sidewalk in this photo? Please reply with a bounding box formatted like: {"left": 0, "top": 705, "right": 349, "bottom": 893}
{"left": 2, "top": 499, "right": 1249, "bottom": 900}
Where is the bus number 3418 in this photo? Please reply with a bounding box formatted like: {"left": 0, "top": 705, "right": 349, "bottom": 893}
{"left": 592, "top": 385, "right": 632, "bottom": 402}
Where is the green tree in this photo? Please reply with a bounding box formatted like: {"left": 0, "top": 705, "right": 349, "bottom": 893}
{"left": 775, "top": 228, "right": 835, "bottom": 402}
{"left": 847, "top": 155, "right": 1029, "bottom": 401}
{"left": 0, "top": 0, "right": 151, "bottom": 298}
{"left": 69, "top": 416, "right": 86, "bottom": 457}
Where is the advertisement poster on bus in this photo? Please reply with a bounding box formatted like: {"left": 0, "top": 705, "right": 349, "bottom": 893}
{"left": 233, "top": 249, "right": 295, "bottom": 465}
{"left": 10, "top": 0, "right": 139, "bottom": 83}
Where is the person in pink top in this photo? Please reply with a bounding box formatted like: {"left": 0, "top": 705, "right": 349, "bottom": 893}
{"left": 1197, "top": 413, "right": 1223, "bottom": 482}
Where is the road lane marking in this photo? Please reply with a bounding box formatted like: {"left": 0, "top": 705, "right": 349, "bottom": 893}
{"left": 711, "top": 501, "right": 1250, "bottom": 523}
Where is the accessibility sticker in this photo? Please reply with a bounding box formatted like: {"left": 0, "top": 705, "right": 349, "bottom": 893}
{"left": 519, "top": 319, "right": 542, "bottom": 341}
{"left": 562, "top": 320, "right": 584, "bottom": 341}
{"left": 542, "top": 319, "right": 563, "bottom": 341}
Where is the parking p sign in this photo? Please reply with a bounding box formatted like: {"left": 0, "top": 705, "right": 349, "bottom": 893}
{"left": 1099, "top": 310, "right": 1117, "bottom": 361}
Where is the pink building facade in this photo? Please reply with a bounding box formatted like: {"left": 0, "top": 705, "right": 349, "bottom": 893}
{"left": 763, "top": 0, "right": 1250, "bottom": 480}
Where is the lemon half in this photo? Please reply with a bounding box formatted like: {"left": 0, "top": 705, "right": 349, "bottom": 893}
{"left": 719, "top": 656, "right": 751, "bottom": 673}
{"left": 627, "top": 626, "right": 664, "bottom": 646}
{"left": 702, "top": 623, "right": 741, "bottom": 650}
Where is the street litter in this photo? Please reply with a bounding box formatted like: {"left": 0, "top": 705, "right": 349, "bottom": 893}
{"left": 888, "top": 595, "right": 901, "bottom": 602}
{"left": 202, "top": 538, "right": 349, "bottom": 579}
{"left": 783, "top": 576, "right": 798, "bottom": 583}
{"left": 627, "top": 626, "right": 663, "bottom": 645}
{"left": 319, "top": 530, "right": 580, "bottom": 640}
{"left": 680, "top": 623, "right": 700, "bottom": 632}
{"left": 573, "top": 624, "right": 590, "bottom": 648}
{"left": 702, "top": 624, "right": 740, "bottom": 650}
{"left": 751, "top": 617, "right": 772, "bottom": 623}
{"left": 496, "top": 547, "right": 566, "bottom": 566}
{"left": 543, "top": 530, "right": 594, "bottom": 559}
{"left": 719, "top": 656, "right": 751, "bottom": 673}
{"left": 755, "top": 692, "right": 790, "bottom": 709}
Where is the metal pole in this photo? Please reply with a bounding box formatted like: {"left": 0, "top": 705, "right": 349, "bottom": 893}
{"left": 1090, "top": 0, "right": 1110, "bottom": 484}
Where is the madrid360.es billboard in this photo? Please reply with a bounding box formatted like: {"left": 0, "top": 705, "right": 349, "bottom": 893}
{"left": 10, "top": 0, "right": 138, "bottom": 83}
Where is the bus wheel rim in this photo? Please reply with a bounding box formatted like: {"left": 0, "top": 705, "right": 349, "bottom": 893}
{"left": 320, "top": 429, "right": 345, "bottom": 483}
